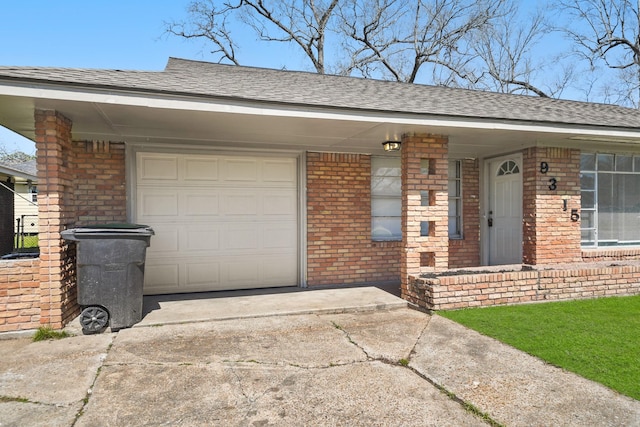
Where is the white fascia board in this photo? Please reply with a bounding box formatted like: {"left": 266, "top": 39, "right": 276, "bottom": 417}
{"left": 1, "top": 80, "right": 640, "bottom": 141}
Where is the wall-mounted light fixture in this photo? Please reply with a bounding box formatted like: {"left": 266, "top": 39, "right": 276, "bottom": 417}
{"left": 382, "top": 141, "right": 401, "bottom": 152}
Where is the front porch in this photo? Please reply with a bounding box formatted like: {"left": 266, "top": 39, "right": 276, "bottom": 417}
{"left": 406, "top": 258, "right": 640, "bottom": 310}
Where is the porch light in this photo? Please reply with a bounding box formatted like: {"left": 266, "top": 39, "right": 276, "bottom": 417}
{"left": 382, "top": 141, "right": 401, "bottom": 152}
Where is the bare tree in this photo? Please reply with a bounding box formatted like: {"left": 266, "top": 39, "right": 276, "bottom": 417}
{"left": 558, "top": 0, "right": 640, "bottom": 107}
{"left": 167, "top": 0, "right": 568, "bottom": 97}
{"left": 336, "top": 0, "right": 511, "bottom": 84}
{"left": 166, "top": 0, "right": 339, "bottom": 73}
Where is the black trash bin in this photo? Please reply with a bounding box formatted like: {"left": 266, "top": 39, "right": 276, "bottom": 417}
{"left": 61, "top": 224, "right": 154, "bottom": 334}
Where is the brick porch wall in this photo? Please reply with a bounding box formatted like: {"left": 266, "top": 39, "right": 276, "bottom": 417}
{"left": 306, "top": 152, "right": 401, "bottom": 285}
{"left": 407, "top": 262, "right": 640, "bottom": 310}
{"left": 3, "top": 109, "right": 128, "bottom": 333}
{"left": 449, "top": 158, "right": 480, "bottom": 268}
{"left": 523, "top": 147, "right": 582, "bottom": 264}
{"left": 0, "top": 259, "right": 40, "bottom": 332}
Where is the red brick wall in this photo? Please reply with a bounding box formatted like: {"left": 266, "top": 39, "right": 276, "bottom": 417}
{"left": 449, "top": 158, "right": 480, "bottom": 268}
{"left": 523, "top": 147, "right": 582, "bottom": 264}
{"left": 0, "top": 259, "right": 41, "bottom": 332}
{"left": 408, "top": 262, "right": 640, "bottom": 310}
{"left": 35, "top": 109, "right": 77, "bottom": 329}
{"left": 306, "top": 152, "right": 401, "bottom": 285}
{"left": 16, "top": 109, "right": 128, "bottom": 333}
{"left": 73, "top": 141, "right": 127, "bottom": 225}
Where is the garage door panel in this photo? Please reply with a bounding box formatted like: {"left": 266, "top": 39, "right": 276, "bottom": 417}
{"left": 145, "top": 225, "right": 179, "bottom": 254}
{"left": 144, "top": 263, "right": 180, "bottom": 292}
{"left": 137, "top": 152, "right": 298, "bottom": 294}
{"left": 223, "top": 225, "right": 259, "bottom": 250}
{"left": 263, "top": 191, "right": 297, "bottom": 216}
{"left": 185, "top": 227, "right": 220, "bottom": 252}
{"left": 263, "top": 158, "right": 297, "bottom": 183}
{"left": 184, "top": 192, "right": 220, "bottom": 216}
{"left": 224, "top": 259, "right": 260, "bottom": 287}
{"left": 261, "top": 256, "right": 298, "bottom": 284}
{"left": 183, "top": 157, "right": 219, "bottom": 181}
{"left": 223, "top": 158, "right": 258, "bottom": 182}
{"left": 263, "top": 224, "right": 297, "bottom": 249}
{"left": 138, "top": 190, "right": 179, "bottom": 218}
{"left": 222, "top": 192, "right": 258, "bottom": 216}
{"left": 185, "top": 262, "right": 220, "bottom": 287}
{"left": 138, "top": 154, "right": 179, "bottom": 182}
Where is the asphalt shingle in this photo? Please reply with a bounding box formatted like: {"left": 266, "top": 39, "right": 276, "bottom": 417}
{"left": 0, "top": 57, "right": 638, "bottom": 130}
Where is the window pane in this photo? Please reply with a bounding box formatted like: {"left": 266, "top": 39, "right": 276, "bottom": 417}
{"left": 580, "top": 210, "right": 594, "bottom": 228}
{"left": 448, "top": 161, "right": 460, "bottom": 178}
{"left": 581, "top": 191, "right": 595, "bottom": 209}
{"left": 616, "top": 155, "right": 633, "bottom": 172}
{"left": 371, "top": 157, "right": 401, "bottom": 176}
{"left": 581, "top": 229, "right": 596, "bottom": 246}
{"left": 635, "top": 156, "right": 640, "bottom": 172}
{"left": 420, "top": 221, "right": 429, "bottom": 237}
{"left": 580, "top": 172, "right": 595, "bottom": 190}
{"left": 371, "top": 197, "right": 401, "bottom": 217}
{"left": 581, "top": 153, "right": 596, "bottom": 171}
{"left": 371, "top": 176, "right": 401, "bottom": 196}
{"left": 597, "top": 154, "right": 614, "bottom": 171}
{"left": 372, "top": 217, "right": 401, "bottom": 240}
{"left": 420, "top": 190, "right": 430, "bottom": 207}
{"left": 448, "top": 180, "right": 460, "bottom": 197}
{"left": 448, "top": 215, "right": 461, "bottom": 237}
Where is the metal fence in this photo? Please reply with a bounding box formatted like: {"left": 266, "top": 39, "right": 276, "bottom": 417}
{"left": 14, "top": 214, "right": 38, "bottom": 252}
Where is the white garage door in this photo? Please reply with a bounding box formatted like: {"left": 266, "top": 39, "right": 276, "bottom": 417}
{"left": 136, "top": 152, "right": 299, "bottom": 295}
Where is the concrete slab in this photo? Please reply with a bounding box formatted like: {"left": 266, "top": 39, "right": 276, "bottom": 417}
{"left": 0, "top": 334, "right": 113, "bottom": 405}
{"left": 138, "top": 286, "right": 407, "bottom": 327}
{"left": 318, "top": 309, "right": 430, "bottom": 362}
{"left": 0, "top": 401, "right": 82, "bottom": 427}
{"left": 108, "top": 314, "right": 367, "bottom": 367}
{"left": 411, "top": 315, "right": 640, "bottom": 427}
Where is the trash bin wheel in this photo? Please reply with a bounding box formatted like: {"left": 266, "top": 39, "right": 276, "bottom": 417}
{"left": 80, "top": 306, "right": 110, "bottom": 334}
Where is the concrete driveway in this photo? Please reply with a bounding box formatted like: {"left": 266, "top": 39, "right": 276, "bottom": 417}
{"left": 1, "top": 287, "right": 639, "bottom": 426}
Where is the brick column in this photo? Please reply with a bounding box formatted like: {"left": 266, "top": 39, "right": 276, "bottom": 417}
{"left": 400, "top": 134, "right": 449, "bottom": 298}
{"left": 35, "top": 109, "right": 78, "bottom": 328}
{"left": 522, "top": 147, "right": 582, "bottom": 264}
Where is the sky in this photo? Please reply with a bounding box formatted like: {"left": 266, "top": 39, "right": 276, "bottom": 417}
{"left": 0, "top": 0, "right": 260, "bottom": 155}
{"left": 0, "top": 0, "right": 585, "bottom": 156}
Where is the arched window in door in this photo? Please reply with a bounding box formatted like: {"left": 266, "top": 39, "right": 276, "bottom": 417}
{"left": 497, "top": 160, "right": 520, "bottom": 176}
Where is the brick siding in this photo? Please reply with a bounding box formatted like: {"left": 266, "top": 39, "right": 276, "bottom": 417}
{"left": 0, "top": 109, "right": 130, "bottom": 333}
{"left": 406, "top": 262, "right": 640, "bottom": 310}
{"left": 400, "top": 134, "right": 450, "bottom": 303}
{"left": 306, "top": 152, "right": 401, "bottom": 285}
{"left": 523, "top": 147, "right": 582, "bottom": 264}
{"left": 0, "top": 259, "right": 40, "bottom": 332}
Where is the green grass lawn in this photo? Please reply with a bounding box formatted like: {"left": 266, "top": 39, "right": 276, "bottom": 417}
{"left": 439, "top": 295, "right": 640, "bottom": 401}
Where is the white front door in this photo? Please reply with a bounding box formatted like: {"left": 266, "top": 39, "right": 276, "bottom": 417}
{"left": 488, "top": 157, "right": 522, "bottom": 265}
{"left": 135, "top": 152, "right": 299, "bottom": 295}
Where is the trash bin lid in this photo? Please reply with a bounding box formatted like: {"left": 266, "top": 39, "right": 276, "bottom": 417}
{"left": 61, "top": 223, "right": 154, "bottom": 241}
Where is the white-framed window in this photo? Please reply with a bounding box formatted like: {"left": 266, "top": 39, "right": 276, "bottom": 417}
{"left": 28, "top": 185, "right": 37, "bottom": 204}
{"left": 371, "top": 157, "right": 462, "bottom": 241}
{"left": 371, "top": 157, "right": 402, "bottom": 241}
{"left": 448, "top": 160, "right": 462, "bottom": 238}
{"left": 580, "top": 153, "right": 640, "bottom": 247}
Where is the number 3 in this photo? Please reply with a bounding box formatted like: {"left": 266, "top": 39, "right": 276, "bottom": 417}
{"left": 548, "top": 178, "right": 557, "bottom": 191}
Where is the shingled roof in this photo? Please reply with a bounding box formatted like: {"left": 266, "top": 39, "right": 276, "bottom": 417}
{"left": 0, "top": 57, "right": 638, "bottom": 130}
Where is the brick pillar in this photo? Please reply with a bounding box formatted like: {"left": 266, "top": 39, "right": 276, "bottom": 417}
{"left": 400, "top": 134, "right": 449, "bottom": 298}
{"left": 522, "top": 147, "right": 582, "bottom": 264}
{"left": 35, "top": 110, "right": 78, "bottom": 328}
